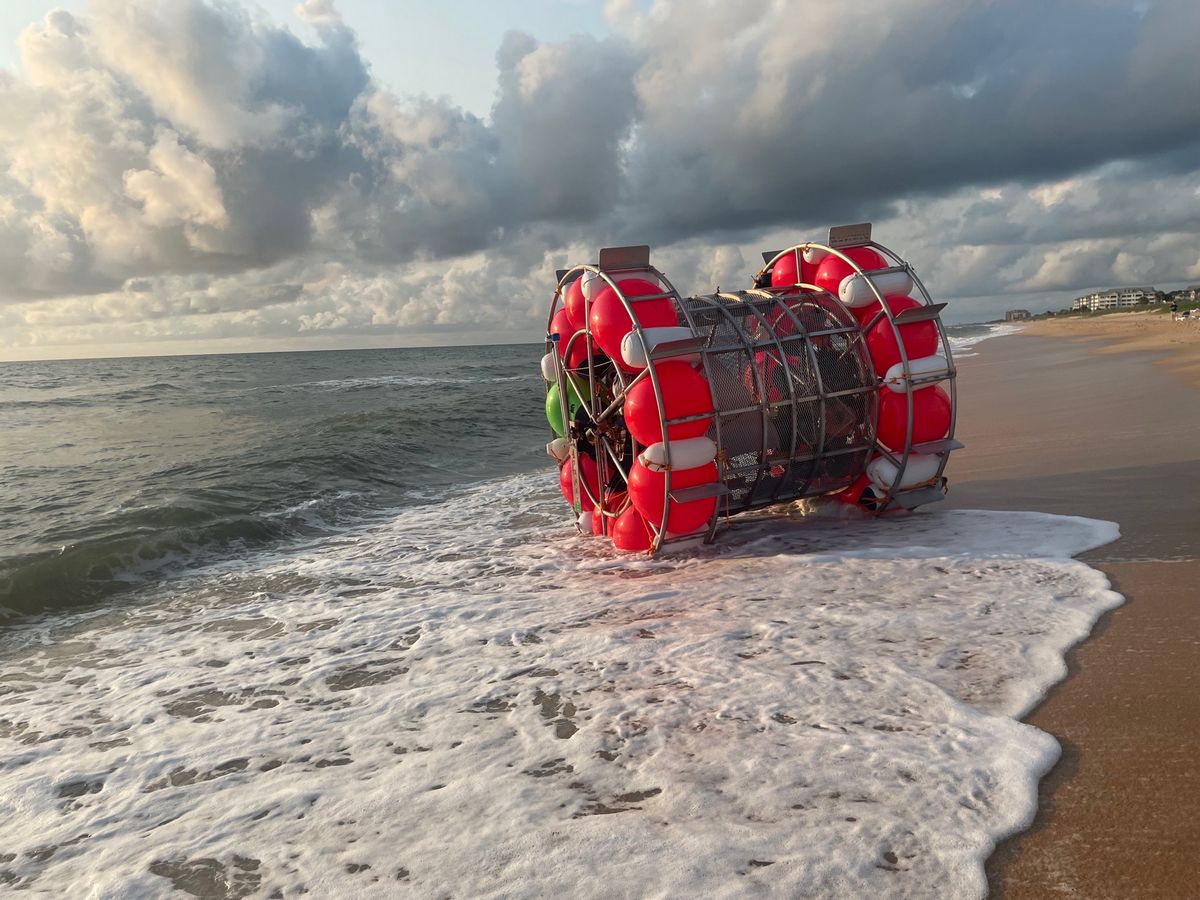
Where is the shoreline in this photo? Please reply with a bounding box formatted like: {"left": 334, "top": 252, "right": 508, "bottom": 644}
{"left": 947, "top": 325, "right": 1200, "bottom": 897}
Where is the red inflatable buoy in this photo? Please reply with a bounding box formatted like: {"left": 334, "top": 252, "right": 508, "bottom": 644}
{"left": 628, "top": 459, "right": 718, "bottom": 535}
{"left": 624, "top": 361, "right": 714, "bottom": 446}
{"left": 612, "top": 506, "right": 653, "bottom": 551}
{"left": 833, "top": 472, "right": 883, "bottom": 510}
{"left": 591, "top": 490, "right": 622, "bottom": 536}
{"left": 863, "top": 295, "right": 939, "bottom": 376}
{"left": 589, "top": 278, "right": 679, "bottom": 364}
{"left": 559, "top": 454, "right": 600, "bottom": 512}
{"left": 551, "top": 307, "right": 589, "bottom": 370}
{"left": 770, "top": 251, "right": 820, "bottom": 289}
{"left": 876, "top": 385, "right": 951, "bottom": 449}
{"left": 564, "top": 278, "right": 586, "bottom": 327}
{"left": 813, "top": 247, "right": 885, "bottom": 296}
{"left": 770, "top": 252, "right": 799, "bottom": 288}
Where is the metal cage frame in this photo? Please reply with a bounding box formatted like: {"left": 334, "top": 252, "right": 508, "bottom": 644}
{"left": 545, "top": 224, "right": 961, "bottom": 553}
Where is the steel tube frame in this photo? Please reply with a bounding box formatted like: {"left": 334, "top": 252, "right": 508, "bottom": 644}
{"left": 544, "top": 232, "right": 956, "bottom": 552}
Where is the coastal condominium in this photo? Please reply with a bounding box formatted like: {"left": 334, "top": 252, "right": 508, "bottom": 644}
{"left": 1070, "top": 287, "right": 1161, "bottom": 311}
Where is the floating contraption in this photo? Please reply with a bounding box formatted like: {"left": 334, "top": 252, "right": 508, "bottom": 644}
{"left": 540, "top": 223, "right": 961, "bottom": 553}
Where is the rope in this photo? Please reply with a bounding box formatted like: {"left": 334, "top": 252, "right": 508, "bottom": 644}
{"left": 640, "top": 513, "right": 657, "bottom": 556}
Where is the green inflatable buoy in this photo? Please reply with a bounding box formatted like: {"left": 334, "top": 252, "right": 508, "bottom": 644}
{"left": 546, "top": 376, "right": 591, "bottom": 437}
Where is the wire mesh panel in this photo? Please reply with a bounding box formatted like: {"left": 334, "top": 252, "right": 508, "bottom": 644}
{"left": 676, "top": 289, "right": 876, "bottom": 516}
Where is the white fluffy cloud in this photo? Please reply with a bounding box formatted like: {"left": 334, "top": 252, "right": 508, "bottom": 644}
{"left": 123, "top": 131, "right": 229, "bottom": 231}
{"left": 1, "top": 0, "right": 1199, "bottom": 358}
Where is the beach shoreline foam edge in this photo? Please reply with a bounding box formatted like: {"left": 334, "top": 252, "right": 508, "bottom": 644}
{"left": 0, "top": 470, "right": 1122, "bottom": 899}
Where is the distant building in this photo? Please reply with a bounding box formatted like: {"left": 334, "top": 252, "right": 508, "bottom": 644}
{"left": 1070, "top": 287, "right": 1160, "bottom": 311}
{"left": 1005, "top": 309, "right": 1032, "bottom": 321}
{"left": 1169, "top": 286, "right": 1200, "bottom": 304}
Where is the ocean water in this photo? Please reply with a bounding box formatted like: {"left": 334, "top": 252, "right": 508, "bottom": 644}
{"left": 944, "top": 322, "right": 1025, "bottom": 357}
{"left": 0, "top": 345, "right": 546, "bottom": 620}
{"left": 0, "top": 323, "right": 1120, "bottom": 899}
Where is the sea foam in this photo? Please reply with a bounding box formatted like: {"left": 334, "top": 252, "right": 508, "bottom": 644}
{"left": 0, "top": 473, "right": 1119, "bottom": 898}
{"left": 946, "top": 322, "right": 1024, "bottom": 358}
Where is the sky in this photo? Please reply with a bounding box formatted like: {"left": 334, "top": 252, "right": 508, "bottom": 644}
{"left": 1, "top": 0, "right": 1198, "bottom": 361}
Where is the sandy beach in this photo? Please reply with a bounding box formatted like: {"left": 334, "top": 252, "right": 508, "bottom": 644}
{"left": 948, "top": 318, "right": 1200, "bottom": 897}
{"left": 1024, "top": 310, "right": 1200, "bottom": 386}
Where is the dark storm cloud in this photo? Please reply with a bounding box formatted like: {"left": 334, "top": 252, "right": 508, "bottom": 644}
{"left": 330, "top": 29, "right": 638, "bottom": 264}
{"left": 613, "top": 0, "right": 1200, "bottom": 243}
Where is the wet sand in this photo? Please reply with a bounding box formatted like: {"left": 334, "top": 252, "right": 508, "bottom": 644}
{"left": 1024, "top": 310, "right": 1200, "bottom": 386}
{"left": 945, "top": 332, "right": 1200, "bottom": 897}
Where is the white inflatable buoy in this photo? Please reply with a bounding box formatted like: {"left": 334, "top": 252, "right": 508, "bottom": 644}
{"left": 881, "top": 355, "right": 949, "bottom": 393}
{"left": 867, "top": 452, "right": 942, "bottom": 490}
{"left": 638, "top": 436, "right": 717, "bottom": 472}
{"left": 583, "top": 269, "right": 659, "bottom": 303}
{"left": 839, "top": 270, "right": 915, "bottom": 307}
{"left": 620, "top": 326, "right": 699, "bottom": 369}
{"left": 546, "top": 437, "right": 570, "bottom": 462}
{"left": 540, "top": 352, "right": 557, "bottom": 382}
{"left": 581, "top": 270, "right": 602, "bottom": 302}
{"left": 578, "top": 510, "right": 594, "bottom": 533}
{"left": 802, "top": 246, "right": 828, "bottom": 266}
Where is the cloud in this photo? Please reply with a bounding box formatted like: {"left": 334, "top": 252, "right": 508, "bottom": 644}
{"left": 1, "top": 0, "right": 1199, "bottom": 358}
{"left": 0, "top": 227, "right": 595, "bottom": 357}
{"left": 0, "top": 0, "right": 372, "bottom": 299}
{"left": 323, "top": 29, "right": 638, "bottom": 265}
{"left": 123, "top": 131, "right": 229, "bottom": 231}
{"left": 612, "top": 0, "right": 1200, "bottom": 241}
{"left": 0, "top": 1, "right": 638, "bottom": 302}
